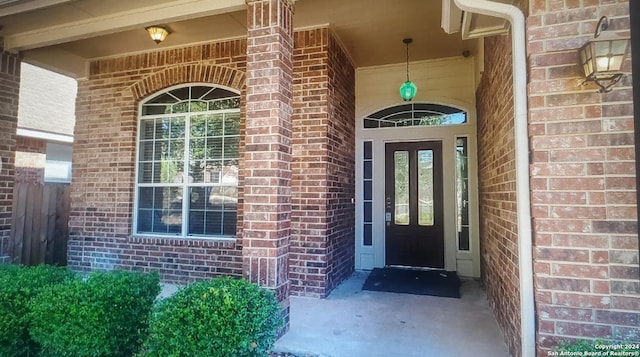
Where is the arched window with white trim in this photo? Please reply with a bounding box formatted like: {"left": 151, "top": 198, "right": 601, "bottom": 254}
{"left": 135, "top": 84, "right": 240, "bottom": 238}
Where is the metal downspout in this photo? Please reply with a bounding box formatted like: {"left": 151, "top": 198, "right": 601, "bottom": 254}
{"left": 451, "top": 1, "right": 534, "bottom": 357}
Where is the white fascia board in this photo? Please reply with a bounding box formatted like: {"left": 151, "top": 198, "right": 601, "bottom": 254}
{"left": 3, "top": 0, "right": 245, "bottom": 51}
{"left": 17, "top": 128, "right": 74, "bottom": 143}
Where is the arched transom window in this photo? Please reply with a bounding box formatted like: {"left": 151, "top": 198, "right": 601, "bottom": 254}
{"left": 364, "top": 103, "right": 467, "bottom": 128}
{"left": 135, "top": 85, "right": 240, "bottom": 238}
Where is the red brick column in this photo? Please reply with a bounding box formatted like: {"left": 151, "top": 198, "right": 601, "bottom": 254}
{"left": 527, "top": 1, "right": 638, "bottom": 352}
{"left": 0, "top": 49, "right": 21, "bottom": 262}
{"left": 243, "top": 0, "right": 294, "bottom": 309}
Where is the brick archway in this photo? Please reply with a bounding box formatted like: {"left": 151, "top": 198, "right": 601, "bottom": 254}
{"left": 129, "top": 64, "right": 246, "bottom": 101}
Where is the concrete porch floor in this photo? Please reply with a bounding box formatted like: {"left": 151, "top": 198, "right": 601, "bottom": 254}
{"left": 272, "top": 271, "right": 509, "bottom": 357}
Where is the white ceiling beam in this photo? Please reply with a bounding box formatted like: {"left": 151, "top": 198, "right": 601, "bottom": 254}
{"left": 441, "top": 0, "right": 462, "bottom": 35}
{"left": 23, "top": 46, "right": 89, "bottom": 79}
{"left": 3, "top": 0, "right": 245, "bottom": 51}
{"left": 0, "top": 0, "right": 75, "bottom": 17}
{"left": 461, "top": 11, "right": 509, "bottom": 40}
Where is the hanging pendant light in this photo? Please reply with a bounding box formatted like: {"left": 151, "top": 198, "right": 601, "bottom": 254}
{"left": 399, "top": 38, "right": 417, "bottom": 101}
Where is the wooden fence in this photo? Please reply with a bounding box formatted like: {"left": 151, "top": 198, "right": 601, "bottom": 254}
{"left": 9, "top": 183, "right": 70, "bottom": 266}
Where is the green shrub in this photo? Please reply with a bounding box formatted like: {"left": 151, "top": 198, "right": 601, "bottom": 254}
{"left": 0, "top": 264, "right": 75, "bottom": 357}
{"left": 556, "top": 339, "right": 639, "bottom": 354}
{"left": 29, "top": 270, "right": 160, "bottom": 357}
{"left": 145, "top": 277, "right": 283, "bottom": 357}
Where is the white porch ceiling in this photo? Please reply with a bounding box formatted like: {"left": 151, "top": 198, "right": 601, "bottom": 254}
{"left": 0, "top": 0, "right": 505, "bottom": 78}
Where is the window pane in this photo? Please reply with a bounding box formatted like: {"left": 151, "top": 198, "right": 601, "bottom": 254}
{"left": 191, "top": 116, "right": 206, "bottom": 137}
{"left": 363, "top": 223, "right": 372, "bottom": 246}
{"left": 224, "top": 137, "right": 239, "bottom": 158}
{"left": 207, "top": 114, "right": 224, "bottom": 137}
{"left": 418, "top": 150, "right": 434, "bottom": 226}
{"left": 190, "top": 101, "right": 208, "bottom": 112}
{"left": 159, "top": 160, "right": 184, "bottom": 183}
{"left": 363, "top": 141, "right": 372, "bottom": 159}
{"left": 138, "top": 163, "right": 153, "bottom": 183}
{"left": 190, "top": 160, "right": 206, "bottom": 183}
{"left": 364, "top": 161, "right": 372, "bottom": 179}
{"left": 140, "top": 119, "right": 156, "bottom": 140}
{"left": 172, "top": 102, "right": 189, "bottom": 113}
{"left": 207, "top": 137, "right": 223, "bottom": 160}
{"left": 224, "top": 113, "right": 240, "bottom": 135}
{"left": 222, "top": 212, "right": 237, "bottom": 236}
{"left": 137, "top": 209, "right": 152, "bottom": 232}
{"left": 394, "top": 151, "right": 409, "bottom": 225}
{"left": 364, "top": 202, "right": 372, "bottom": 222}
{"left": 137, "top": 187, "right": 182, "bottom": 234}
{"left": 188, "top": 186, "right": 238, "bottom": 237}
{"left": 205, "top": 211, "right": 223, "bottom": 235}
{"left": 223, "top": 160, "right": 239, "bottom": 185}
{"left": 364, "top": 181, "right": 372, "bottom": 200}
{"left": 139, "top": 187, "right": 154, "bottom": 208}
{"left": 190, "top": 138, "right": 206, "bottom": 161}
{"left": 139, "top": 141, "right": 154, "bottom": 161}
{"left": 169, "top": 118, "right": 185, "bottom": 138}
{"left": 457, "top": 137, "right": 470, "bottom": 251}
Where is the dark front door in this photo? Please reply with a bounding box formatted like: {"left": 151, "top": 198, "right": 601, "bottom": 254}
{"left": 385, "top": 141, "right": 444, "bottom": 268}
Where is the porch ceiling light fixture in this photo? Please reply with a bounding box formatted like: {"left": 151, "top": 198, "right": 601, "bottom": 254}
{"left": 146, "top": 26, "right": 170, "bottom": 44}
{"left": 578, "top": 16, "right": 630, "bottom": 93}
{"left": 399, "top": 38, "right": 417, "bottom": 101}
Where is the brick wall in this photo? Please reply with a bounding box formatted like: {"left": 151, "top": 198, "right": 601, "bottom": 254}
{"left": 527, "top": 0, "right": 639, "bottom": 353}
{"left": 14, "top": 136, "right": 46, "bottom": 184}
{"left": 325, "top": 33, "right": 355, "bottom": 293}
{"left": 69, "top": 27, "right": 354, "bottom": 297}
{"left": 476, "top": 34, "right": 521, "bottom": 356}
{"left": 290, "top": 28, "right": 355, "bottom": 297}
{"left": 0, "top": 49, "right": 20, "bottom": 260}
{"left": 69, "top": 40, "right": 247, "bottom": 282}
{"left": 290, "top": 28, "right": 330, "bottom": 297}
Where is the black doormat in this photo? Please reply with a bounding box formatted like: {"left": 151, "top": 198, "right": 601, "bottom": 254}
{"left": 362, "top": 268, "right": 461, "bottom": 298}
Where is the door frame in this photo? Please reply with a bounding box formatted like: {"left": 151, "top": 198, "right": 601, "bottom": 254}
{"left": 384, "top": 140, "right": 445, "bottom": 268}
{"left": 355, "top": 100, "right": 480, "bottom": 277}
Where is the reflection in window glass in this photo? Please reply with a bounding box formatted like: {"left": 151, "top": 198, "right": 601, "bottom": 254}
{"left": 417, "top": 150, "right": 434, "bottom": 226}
{"left": 394, "top": 151, "right": 409, "bottom": 225}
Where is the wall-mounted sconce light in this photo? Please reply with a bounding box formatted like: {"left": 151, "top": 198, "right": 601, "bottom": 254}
{"left": 146, "top": 26, "right": 170, "bottom": 44}
{"left": 578, "top": 16, "right": 630, "bottom": 93}
{"left": 399, "top": 38, "right": 417, "bottom": 101}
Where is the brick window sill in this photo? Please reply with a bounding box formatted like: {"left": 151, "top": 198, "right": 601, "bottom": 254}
{"left": 129, "top": 235, "right": 239, "bottom": 248}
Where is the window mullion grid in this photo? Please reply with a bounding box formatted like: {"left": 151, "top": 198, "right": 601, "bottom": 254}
{"left": 220, "top": 113, "right": 226, "bottom": 234}
{"left": 182, "top": 108, "right": 191, "bottom": 237}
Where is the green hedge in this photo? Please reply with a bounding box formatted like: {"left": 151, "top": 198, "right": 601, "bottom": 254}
{"left": 145, "top": 277, "right": 283, "bottom": 357}
{"left": 0, "top": 264, "right": 75, "bottom": 357}
{"left": 29, "top": 270, "right": 160, "bottom": 357}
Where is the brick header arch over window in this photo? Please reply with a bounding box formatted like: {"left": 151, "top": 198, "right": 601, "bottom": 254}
{"left": 129, "top": 64, "right": 246, "bottom": 101}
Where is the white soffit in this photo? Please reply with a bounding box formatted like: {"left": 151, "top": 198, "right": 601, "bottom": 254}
{"left": 442, "top": 0, "right": 518, "bottom": 39}
{"left": 1, "top": 0, "right": 246, "bottom": 51}
{"left": 0, "top": 0, "right": 74, "bottom": 17}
